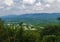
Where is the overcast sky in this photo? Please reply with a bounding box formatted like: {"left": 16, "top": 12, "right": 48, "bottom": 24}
{"left": 0, "top": 0, "right": 60, "bottom": 16}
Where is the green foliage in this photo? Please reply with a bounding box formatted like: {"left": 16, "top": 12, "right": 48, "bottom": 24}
{"left": 42, "top": 35, "right": 60, "bottom": 42}
{"left": 57, "top": 17, "right": 60, "bottom": 20}
{"left": 40, "top": 24, "right": 60, "bottom": 36}
{"left": 23, "top": 31, "right": 40, "bottom": 42}
{"left": 0, "top": 18, "right": 60, "bottom": 42}
{"left": 40, "top": 24, "right": 60, "bottom": 42}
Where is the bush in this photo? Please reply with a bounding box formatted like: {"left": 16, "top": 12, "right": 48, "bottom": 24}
{"left": 42, "top": 35, "right": 60, "bottom": 42}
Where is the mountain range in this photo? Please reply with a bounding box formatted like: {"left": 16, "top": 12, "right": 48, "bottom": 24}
{"left": 1, "top": 13, "right": 60, "bottom": 26}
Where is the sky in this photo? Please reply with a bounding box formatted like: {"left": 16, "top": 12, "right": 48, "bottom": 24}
{"left": 0, "top": 0, "right": 60, "bottom": 16}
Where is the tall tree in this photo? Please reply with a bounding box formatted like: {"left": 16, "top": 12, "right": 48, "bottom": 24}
{"left": 0, "top": 18, "right": 8, "bottom": 42}
{"left": 16, "top": 22, "right": 24, "bottom": 42}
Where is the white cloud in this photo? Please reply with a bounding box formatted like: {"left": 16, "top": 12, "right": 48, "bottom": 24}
{"left": 5, "top": 7, "right": 12, "bottom": 10}
{"left": 0, "top": 0, "right": 3, "bottom": 2}
{"left": 0, "top": 0, "right": 60, "bottom": 16}
{"left": 22, "top": 0, "right": 36, "bottom": 5}
{"left": 0, "top": 0, "right": 4, "bottom": 2}
{"left": 43, "top": 0, "right": 55, "bottom": 3}
{"left": 57, "top": 0, "right": 60, "bottom": 2}
{"left": 0, "top": 0, "right": 4, "bottom": 5}
{"left": 45, "top": 4, "right": 51, "bottom": 8}
{"left": 16, "top": 5, "right": 26, "bottom": 9}
{"left": 4, "top": 0, "right": 14, "bottom": 6}
{"left": 33, "top": 2, "right": 43, "bottom": 10}
{"left": 0, "top": 6, "right": 4, "bottom": 9}
{"left": 35, "top": 2, "right": 41, "bottom": 6}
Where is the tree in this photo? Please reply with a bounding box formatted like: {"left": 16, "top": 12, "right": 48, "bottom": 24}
{"left": 23, "top": 30, "right": 40, "bottom": 42}
{"left": 16, "top": 22, "right": 24, "bottom": 42}
{"left": 56, "top": 17, "right": 60, "bottom": 24}
{"left": 40, "top": 24, "right": 60, "bottom": 41}
{"left": 0, "top": 18, "right": 8, "bottom": 42}
{"left": 7, "top": 24, "right": 16, "bottom": 42}
{"left": 57, "top": 17, "right": 60, "bottom": 20}
{"left": 42, "top": 35, "right": 60, "bottom": 42}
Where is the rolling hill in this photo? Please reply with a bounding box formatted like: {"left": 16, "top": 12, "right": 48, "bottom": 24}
{"left": 1, "top": 13, "right": 60, "bottom": 26}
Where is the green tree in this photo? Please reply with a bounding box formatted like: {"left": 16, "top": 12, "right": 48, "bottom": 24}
{"left": 16, "top": 22, "right": 24, "bottom": 42}
{"left": 42, "top": 35, "right": 60, "bottom": 42}
{"left": 0, "top": 18, "right": 8, "bottom": 42}
{"left": 6, "top": 23, "right": 16, "bottom": 42}
{"left": 40, "top": 24, "right": 60, "bottom": 41}
{"left": 23, "top": 31, "right": 40, "bottom": 42}
{"left": 56, "top": 17, "right": 60, "bottom": 24}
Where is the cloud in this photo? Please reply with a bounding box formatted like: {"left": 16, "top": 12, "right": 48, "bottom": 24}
{"left": 22, "top": 0, "right": 36, "bottom": 5}
{"left": 57, "top": 0, "right": 60, "bottom": 2}
{"left": 16, "top": 4, "right": 26, "bottom": 10}
{"left": 35, "top": 2, "right": 42, "bottom": 6}
{"left": 45, "top": 4, "right": 51, "bottom": 8}
{"left": 33, "top": 2, "right": 44, "bottom": 10}
{"left": 0, "top": 0, "right": 14, "bottom": 10}
{"left": 0, "top": 6, "right": 4, "bottom": 9}
{"left": 43, "top": 0, "right": 55, "bottom": 3}
{"left": 0, "top": 0, "right": 60, "bottom": 16}
{"left": 4, "top": 0, "right": 14, "bottom": 6}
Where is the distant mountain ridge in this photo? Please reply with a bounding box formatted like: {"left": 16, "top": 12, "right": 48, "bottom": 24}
{"left": 1, "top": 13, "right": 60, "bottom": 26}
